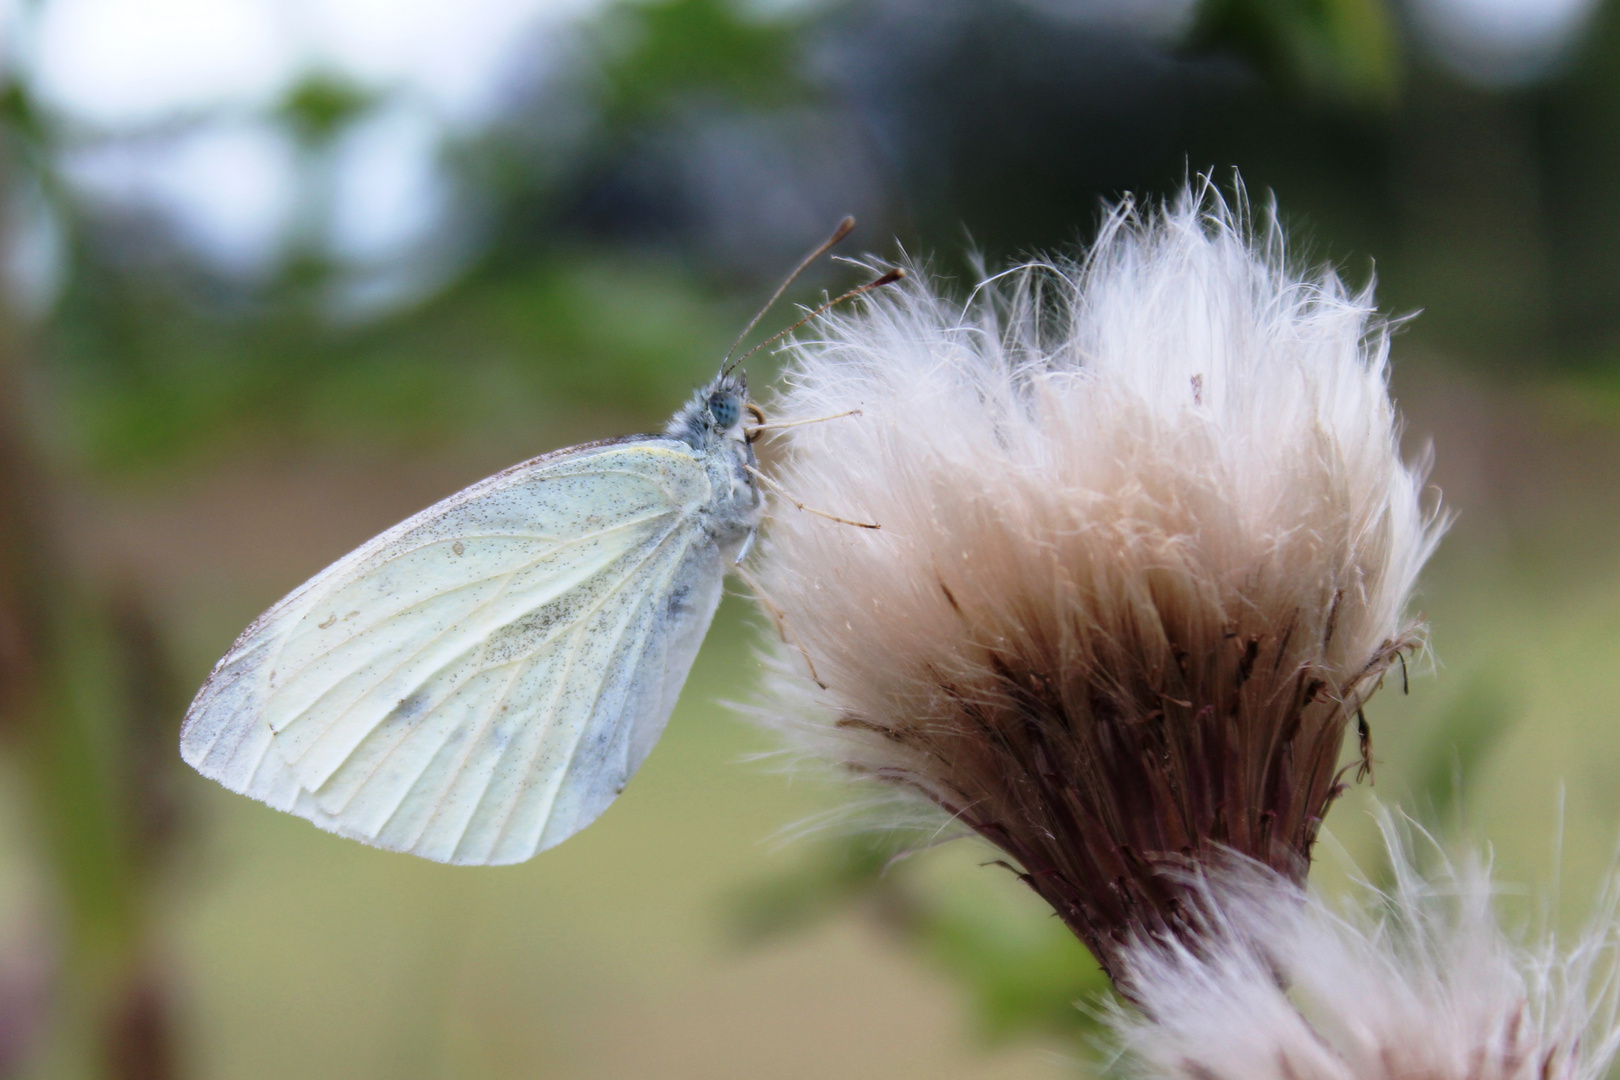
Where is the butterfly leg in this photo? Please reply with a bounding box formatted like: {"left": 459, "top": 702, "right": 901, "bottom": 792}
{"left": 732, "top": 561, "right": 827, "bottom": 689}
{"left": 734, "top": 526, "right": 757, "bottom": 563}
{"left": 745, "top": 402, "right": 767, "bottom": 444}
{"left": 745, "top": 408, "right": 861, "bottom": 443}
{"left": 744, "top": 465, "right": 879, "bottom": 530}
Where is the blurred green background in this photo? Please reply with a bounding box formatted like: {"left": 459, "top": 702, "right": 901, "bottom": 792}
{"left": 2, "top": 0, "right": 1620, "bottom": 1075}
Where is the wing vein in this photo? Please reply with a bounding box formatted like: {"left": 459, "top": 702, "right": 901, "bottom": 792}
{"left": 445, "top": 622, "right": 588, "bottom": 862}
{"left": 266, "top": 508, "right": 678, "bottom": 701}
{"left": 438, "top": 518, "right": 694, "bottom": 861}
{"left": 272, "top": 511, "right": 681, "bottom": 769}
{"left": 484, "top": 526, "right": 696, "bottom": 857}
{"left": 375, "top": 647, "right": 533, "bottom": 850}
{"left": 292, "top": 494, "right": 702, "bottom": 827}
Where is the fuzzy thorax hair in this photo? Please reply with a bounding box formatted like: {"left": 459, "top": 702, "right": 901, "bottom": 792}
{"left": 750, "top": 188, "right": 1446, "bottom": 980}
{"left": 1108, "top": 821, "right": 1620, "bottom": 1080}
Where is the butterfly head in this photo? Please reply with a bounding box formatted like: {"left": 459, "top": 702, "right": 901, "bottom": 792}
{"left": 668, "top": 370, "right": 751, "bottom": 449}
{"left": 707, "top": 382, "right": 743, "bottom": 432}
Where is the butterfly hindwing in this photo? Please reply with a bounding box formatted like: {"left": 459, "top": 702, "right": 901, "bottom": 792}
{"left": 181, "top": 438, "right": 728, "bottom": 864}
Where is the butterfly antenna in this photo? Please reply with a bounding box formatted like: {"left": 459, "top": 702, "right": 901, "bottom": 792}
{"left": 722, "top": 216, "right": 856, "bottom": 376}
{"left": 732, "top": 267, "right": 906, "bottom": 368}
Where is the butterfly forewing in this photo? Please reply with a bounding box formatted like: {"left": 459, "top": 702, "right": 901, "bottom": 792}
{"left": 181, "top": 439, "right": 730, "bottom": 864}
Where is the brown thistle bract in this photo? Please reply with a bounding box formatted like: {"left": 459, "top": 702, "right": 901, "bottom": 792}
{"left": 750, "top": 186, "right": 1445, "bottom": 983}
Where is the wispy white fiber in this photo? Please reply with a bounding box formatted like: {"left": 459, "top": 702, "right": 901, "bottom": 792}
{"left": 746, "top": 180, "right": 1447, "bottom": 968}
{"left": 1108, "top": 818, "right": 1620, "bottom": 1080}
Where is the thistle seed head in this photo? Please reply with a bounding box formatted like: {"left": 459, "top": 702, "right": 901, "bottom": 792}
{"left": 1108, "top": 819, "right": 1620, "bottom": 1080}
{"left": 749, "top": 183, "right": 1446, "bottom": 978}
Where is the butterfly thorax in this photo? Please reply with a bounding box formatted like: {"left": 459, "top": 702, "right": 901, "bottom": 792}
{"left": 667, "top": 370, "right": 761, "bottom": 556}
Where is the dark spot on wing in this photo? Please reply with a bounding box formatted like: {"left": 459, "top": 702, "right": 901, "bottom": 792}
{"left": 387, "top": 690, "right": 431, "bottom": 726}
{"left": 485, "top": 595, "right": 581, "bottom": 664}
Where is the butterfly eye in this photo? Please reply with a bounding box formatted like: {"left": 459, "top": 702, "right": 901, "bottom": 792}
{"left": 707, "top": 392, "right": 740, "bottom": 430}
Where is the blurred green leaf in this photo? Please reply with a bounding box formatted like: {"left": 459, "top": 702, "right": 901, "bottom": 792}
{"left": 0, "top": 76, "right": 43, "bottom": 146}
{"left": 1190, "top": 0, "right": 1401, "bottom": 107}
{"left": 728, "top": 832, "right": 912, "bottom": 944}
{"left": 47, "top": 250, "right": 736, "bottom": 470}
{"left": 730, "top": 832, "right": 1112, "bottom": 1050}
{"left": 923, "top": 881, "right": 1111, "bottom": 1044}
{"left": 1406, "top": 666, "right": 1518, "bottom": 825}
{"left": 595, "top": 0, "right": 807, "bottom": 126}
{"left": 277, "top": 72, "right": 377, "bottom": 146}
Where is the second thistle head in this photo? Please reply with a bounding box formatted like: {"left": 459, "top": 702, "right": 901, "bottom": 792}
{"left": 749, "top": 183, "right": 1447, "bottom": 983}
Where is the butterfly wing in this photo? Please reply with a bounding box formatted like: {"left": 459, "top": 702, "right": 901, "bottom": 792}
{"left": 180, "top": 437, "right": 729, "bottom": 865}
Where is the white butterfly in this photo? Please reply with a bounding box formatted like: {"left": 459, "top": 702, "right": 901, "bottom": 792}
{"left": 179, "top": 371, "right": 764, "bottom": 865}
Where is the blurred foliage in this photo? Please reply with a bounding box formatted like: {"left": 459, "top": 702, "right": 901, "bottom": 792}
{"left": 1, "top": 0, "right": 1618, "bottom": 1072}
{"left": 49, "top": 248, "right": 733, "bottom": 468}
{"left": 276, "top": 73, "right": 378, "bottom": 147}
{"left": 0, "top": 78, "right": 44, "bottom": 150}
{"left": 11, "top": 0, "right": 1620, "bottom": 470}
{"left": 592, "top": 0, "right": 808, "bottom": 125}
{"left": 1190, "top": 0, "right": 1400, "bottom": 106}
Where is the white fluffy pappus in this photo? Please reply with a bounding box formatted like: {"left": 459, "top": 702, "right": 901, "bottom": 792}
{"left": 747, "top": 183, "right": 1447, "bottom": 979}
{"left": 1108, "top": 819, "right": 1620, "bottom": 1080}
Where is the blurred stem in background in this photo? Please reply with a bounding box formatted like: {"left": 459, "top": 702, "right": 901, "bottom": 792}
{"left": 0, "top": 76, "right": 184, "bottom": 1080}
